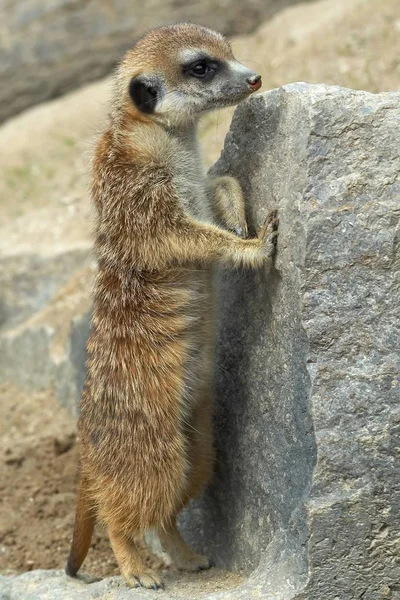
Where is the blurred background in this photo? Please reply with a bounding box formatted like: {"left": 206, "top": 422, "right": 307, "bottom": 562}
{"left": 0, "top": 0, "right": 399, "bottom": 583}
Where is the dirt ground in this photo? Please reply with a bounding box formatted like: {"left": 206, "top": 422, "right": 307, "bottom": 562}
{"left": 0, "top": 383, "right": 243, "bottom": 594}
{"left": 0, "top": 383, "right": 119, "bottom": 577}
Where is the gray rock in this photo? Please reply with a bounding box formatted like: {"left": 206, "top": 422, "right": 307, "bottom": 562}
{"left": 1, "top": 85, "right": 399, "bottom": 600}
{"left": 0, "top": 570, "right": 165, "bottom": 600}
{"left": 0, "top": 569, "right": 247, "bottom": 600}
{"left": 0, "top": 246, "right": 93, "bottom": 415}
{"left": 0, "top": 0, "right": 310, "bottom": 123}
{"left": 0, "top": 247, "right": 90, "bottom": 330}
{"left": 180, "top": 84, "right": 400, "bottom": 599}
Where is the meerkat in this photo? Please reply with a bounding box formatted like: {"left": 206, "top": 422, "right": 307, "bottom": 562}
{"left": 66, "top": 23, "right": 278, "bottom": 590}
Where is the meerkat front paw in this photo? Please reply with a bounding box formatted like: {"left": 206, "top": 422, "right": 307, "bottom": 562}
{"left": 258, "top": 209, "right": 279, "bottom": 258}
{"left": 174, "top": 553, "right": 214, "bottom": 572}
{"left": 125, "top": 568, "right": 164, "bottom": 590}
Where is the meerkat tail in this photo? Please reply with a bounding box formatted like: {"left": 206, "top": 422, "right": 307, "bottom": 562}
{"left": 65, "top": 476, "right": 96, "bottom": 577}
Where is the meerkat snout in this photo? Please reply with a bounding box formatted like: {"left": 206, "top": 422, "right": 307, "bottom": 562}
{"left": 247, "top": 74, "right": 262, "bottom": 91}
{"left": 119, "top": 24, "right": 262, "bottom": 126}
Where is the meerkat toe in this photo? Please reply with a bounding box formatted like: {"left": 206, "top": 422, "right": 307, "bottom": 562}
{"left": 266, "top": 210, "right": 279, "bottom": 229}
{"left": 125, "top": 570, "right": 164, "bottom": 590}
{"left": 258, "top": 209, "right": 279, "bottom": 251}
{"left": 267, "top": 208, "right": 278, "bottom": 224}
{"left": 176, "top": 554, "right": 213, "bottom": 572}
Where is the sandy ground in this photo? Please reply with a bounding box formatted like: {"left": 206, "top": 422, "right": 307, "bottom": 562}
{"left": 1, "top": 0, "right": 400, "bottom": 591}
{"left": 0, "top": 383, "right": 118, "bottom": 578}
{"left": 0, "top": 383, "right": 243, "bottom": 595}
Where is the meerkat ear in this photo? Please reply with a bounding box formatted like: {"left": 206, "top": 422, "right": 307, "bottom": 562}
{"left": 129, "top": 77, "right": 159, "bottom": 114}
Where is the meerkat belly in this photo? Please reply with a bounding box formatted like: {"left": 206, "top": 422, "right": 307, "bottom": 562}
{"left": 182, "top": 220, "right": 215, "bottom": 399}
{"left": 185, "top": 268, "right": 214, "bottom": 375}
{"left": 175, "top": 175, "right": 214, "bottom": 222}
{"left": 172, "top": 166, "right": 216, "bottom": 414}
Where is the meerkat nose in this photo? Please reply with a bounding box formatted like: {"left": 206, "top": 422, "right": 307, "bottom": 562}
{"left": 246, "top": 74, "right": 262, "bottom": 92}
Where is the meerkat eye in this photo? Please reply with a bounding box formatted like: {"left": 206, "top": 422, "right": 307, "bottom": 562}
{"left": 184, "top": 60, "right": 218, "bottom": 81}
{"left": 190, "top": 62, "right": 209, "bottom": 77}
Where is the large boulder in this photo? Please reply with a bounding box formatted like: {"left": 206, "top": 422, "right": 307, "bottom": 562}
{"left": 1, "top": 84, "right": 399, "bottom": 599}
{"left": 0, "top": 0, "right": 311, "bottom": 124}
{"left": 180, "top": 83, "right": 400, "bottom": 599}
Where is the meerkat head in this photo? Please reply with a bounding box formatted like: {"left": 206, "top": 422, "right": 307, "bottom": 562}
{"left": 115, "top": 23, "right": 262, "bottom": 127}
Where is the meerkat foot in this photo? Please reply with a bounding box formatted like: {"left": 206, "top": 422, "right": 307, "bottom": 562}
{"left": 258, "top": 209, "right": 279, "bottom": 257}
{"left": 125, "top": 569, "right": 164, "bottom": 590}
{"left": 108, "top": 528, "right": 164, "bottom": 590}
{"left": 156, "top": 520, "right": 214, "bottom": 573}
{"left": 174, "top": 553, "right": 214, "bottom": 572}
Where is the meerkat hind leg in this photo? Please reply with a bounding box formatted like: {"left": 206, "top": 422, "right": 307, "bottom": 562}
{"left": 157, "top": 519, "right": 213, "bottom": 572}
{"left": 145, "top": 528, "right": 174, "bottom": 566}
{"left": 108, "top": 528, "right": 164, "bottom": 590}
{"left": 155, "top": 386, "right": 214, "bottom": 572}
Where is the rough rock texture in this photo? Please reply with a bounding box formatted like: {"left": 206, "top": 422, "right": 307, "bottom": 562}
{"left": 0, "top": 569, "right": 243, "bottom": 600}
{"left": 0, "top": 0, "right": 309, "bottom": 124}
{"left": 1, "top": 85, "right": 399, "bottom": 599}
{"left": 0, "top": 245, "right": 93, "bottom": 415}
{"left": 180, "top": 84, "right": 400, "bottom": 599}
{"left": 0, "top": 247, "right": 90, "bottom": 329}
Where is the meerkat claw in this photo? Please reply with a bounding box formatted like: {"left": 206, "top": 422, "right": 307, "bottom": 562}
{"left": 126, "top": 570, "right": 164, "bottom": 590}
{"left": 258, "top": 209, "right": 279, "bottom": 242}
{"left": 266, "top": 209, "right": 279, "bottom": 229}
{"left": 230, "top": 223, "right": 248, "bottom": 238}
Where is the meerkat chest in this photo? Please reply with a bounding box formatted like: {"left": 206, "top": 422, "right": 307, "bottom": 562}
{"left": 170, "top": 133, "right": 214, "bottom": 223}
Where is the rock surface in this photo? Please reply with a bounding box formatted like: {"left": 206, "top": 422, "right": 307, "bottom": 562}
{"left": 179, "top": 84, "right": 400, "bottom": 599}
{"left": 0, "top": 246, "right": 93, "bottom": 416}
{"left": 1, "top": 85, "right": 399, "bottom": 599}
{"left": 0, "top": 569, "right": 243, "bottom": 600}
{"left": 0, "top": 0, "right": 309, "bottom": 124}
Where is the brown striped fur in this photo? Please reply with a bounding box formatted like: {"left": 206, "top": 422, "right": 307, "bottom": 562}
{"left": 66, "top": 23, "right": 278, "bottom": 590}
